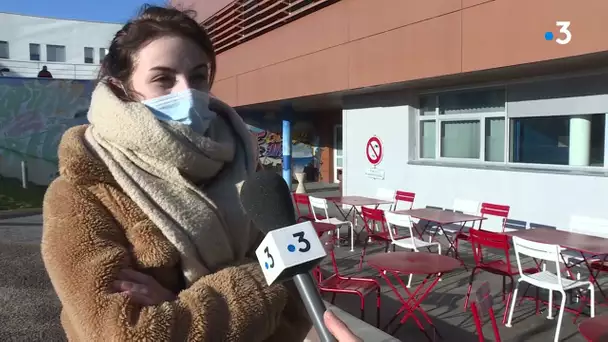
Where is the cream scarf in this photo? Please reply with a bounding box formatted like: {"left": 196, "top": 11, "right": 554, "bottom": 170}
{"left": 84, "top": 83, "right": 259, "bottom": 285}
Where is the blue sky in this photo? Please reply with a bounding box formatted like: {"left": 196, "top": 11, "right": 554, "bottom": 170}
{"left": 0, "top": 0, "right": 167, "bottom": 23}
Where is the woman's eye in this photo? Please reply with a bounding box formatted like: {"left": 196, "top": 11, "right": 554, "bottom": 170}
{"left": 154, "top": 76, "right": 175, "bottom": 87}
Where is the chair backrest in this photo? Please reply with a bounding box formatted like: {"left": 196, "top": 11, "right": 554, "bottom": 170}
{"left": 384, "top": 211, "right": 415, "bottom": 244}
{"left": 361, "top": 207, "right": 388, "bottom": 236}
{"left": 470, "top": 281, "right": 501, "bottom": 342}
{"left": 469, "top": 229, "right": 512, "bottom": 271}
{"left": 308, "top": 196, "right": 329, "bottom": 222}
{"left": 480, "top": 202, "right": 510, "bottom": 233}
{"left": 394, "top": 190, "right": 416, "bottom": 210}
{"left": 512, "top": 236, "right": 562, "bottom": 287}
{"left": 453, "top": 199, "right": 481, "bottom": 230}
{"left": 569, "top": 215, "right": 608, "bottom": 239}
{"left": 375, "top": 188, "right": 396, "bottom": 210}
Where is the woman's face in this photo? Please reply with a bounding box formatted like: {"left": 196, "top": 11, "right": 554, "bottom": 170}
{"left": 130, "top": 35, "right": 210, "bottom": 100}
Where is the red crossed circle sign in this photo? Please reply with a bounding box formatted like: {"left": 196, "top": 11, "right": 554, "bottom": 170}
{"left": 366, "top": 136, "right": 383, "bottom": 165}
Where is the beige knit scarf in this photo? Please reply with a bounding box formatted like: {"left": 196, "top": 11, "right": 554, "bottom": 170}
{"left": 84, "top": 83, "right": 259, "bottom": 285}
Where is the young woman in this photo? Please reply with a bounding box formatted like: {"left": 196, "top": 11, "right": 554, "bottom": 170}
{"left": 41, "top": 5, "right": 311, "bottom": 341}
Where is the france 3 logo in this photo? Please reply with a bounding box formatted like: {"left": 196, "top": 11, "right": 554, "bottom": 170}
{"left": 545, "top": 21, "right": 572, "bottom": 45}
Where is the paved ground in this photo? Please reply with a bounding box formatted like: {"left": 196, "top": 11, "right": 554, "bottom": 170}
{"left": 0, "top": 196, "right": 603, "bottom": 341}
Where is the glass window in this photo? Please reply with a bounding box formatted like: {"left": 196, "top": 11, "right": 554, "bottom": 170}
{"left": 0, "top": 41, "right": 9, "bottom": 59}
{"left": 29, "top": 43, "right": 40, "bottom": 61}
{"left": 47, "top": 45, "right": 66, "bottom": 62}
{"left": 440, "top": 120, "right": 480, "bottom": 159}
{"left": 84, "top": 47, "right": 94, "bottom": 64}
{"left": 419, "top": 121, "right": 436, "bottom": 158}
{"left": 419, "top": 95, "right": 436, "bottom": 116}
{"left": 439, "top": 89, "right": 505, "bottom": 114}
{"left": 99, "top": 48, "right": 108, "bottom": 62}
{"left": 510, "top": 114, "right": 605, "bottom": 166}
{"left": 485, "top": 118, "right": 505, "bottom": 162}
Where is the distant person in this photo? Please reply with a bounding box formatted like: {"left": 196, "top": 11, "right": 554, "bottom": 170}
{"left": 37, "top": 66, "right": 52, "bottom": 78}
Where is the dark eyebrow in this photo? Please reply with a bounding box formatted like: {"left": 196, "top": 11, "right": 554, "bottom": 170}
{"left": 149, "top": 63, "right": 207, "bottom": 73}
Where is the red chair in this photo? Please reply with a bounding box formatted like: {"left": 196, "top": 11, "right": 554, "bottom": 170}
{"left": 464, "top": 229, "right": 539, "bottom": 324}
{"left": 293, "top": 193, "right": 325, "bottom": 222}
{"left": 315, "top": 232, "right": 381, "bottom": 327}
{"left": 394, "top": 190, "right": 416, "bottom": 210}
{"left": 358, "top": 207, "right": 393, "bottom": 271}
{"left": 479, "top": 202, "right": 510, "bottom": 233}
{"left": 471, "top": 281, "right": 502, "bottom": 342}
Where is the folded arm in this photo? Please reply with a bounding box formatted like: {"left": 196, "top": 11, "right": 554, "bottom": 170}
{"left": 41, "top": 178, "right": 294, "bottom": 341}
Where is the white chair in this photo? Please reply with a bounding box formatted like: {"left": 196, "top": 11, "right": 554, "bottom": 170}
{"left": 385, "top": 211, "right": 441, "bottom": 288}
{"left": 560, "top": 215, "right": 608, "bottom": 279}
{"left": 506, "top": 236, "right": 595, "bottom": 342}
{"left": 309, "top": 196, "right": 356, "bottom": 252}
{"left": 375, "top": 188, "right": 396, "bottom": 210}
{"left": 444, "top": 199, "right": 481, "bottom": 235}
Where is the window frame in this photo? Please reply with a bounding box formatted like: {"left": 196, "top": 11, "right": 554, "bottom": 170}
{"left": 0, "top": 41, "right": 9, "bottom": 59}
{"left": 46, "top": 44, "right": 66, "bottom": 62}
{"left": 415, "top": 82, "right": 608, "bottom": 171}
{"left": 84, "top": 47, "right": 94, "bottom": 64}
{"left": 29, "top": 43, "right": 41, "bottom": 61}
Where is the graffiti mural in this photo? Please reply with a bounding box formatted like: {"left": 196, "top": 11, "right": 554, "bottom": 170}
{"left": 0, "top": 77, "right": 93, "bottom": 184}
{"left": 244, "top": 111, "right": 322, "bottom": 180}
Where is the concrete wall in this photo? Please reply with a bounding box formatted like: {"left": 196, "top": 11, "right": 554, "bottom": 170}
{"left": 0, "top": 77, "right": 93, "bottom": 185}
{"left": 0, "top": 13, "right": 121, "bottom": 79}
{"left": 342, "top": 83, "right": 608, "bottom": 230}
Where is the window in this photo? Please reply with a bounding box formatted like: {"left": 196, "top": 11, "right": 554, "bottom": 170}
{"left": 418, "top": 89, "right": 506, "bottom": 162}
{"left": 47, "top": 45, "right": 66, "bottom": 62}
{"left": 84, "top": 47, "right": 94, "bottom": 64}
{"left": 0, "top": 41, "right": 9, "bottom": 59}
{"left": 99, "top": 48, "right": 108, "bottom": 62}
{"left": 29, "top": 44, "right": 40, "bottom": 61}
{"left": 510, "top": 114, "right": 605, "bottom": 167}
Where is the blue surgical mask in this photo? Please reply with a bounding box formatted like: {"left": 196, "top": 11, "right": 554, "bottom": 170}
{"left": 142, "top": 89, "right": 217, "bottom": 132}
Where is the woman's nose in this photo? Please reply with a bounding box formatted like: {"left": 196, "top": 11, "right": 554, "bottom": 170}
{"left": 171, "top": 75, "right": 191, "bottom": 93}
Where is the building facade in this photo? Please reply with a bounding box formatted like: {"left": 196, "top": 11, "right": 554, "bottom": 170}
{"left": 175, "top": 0, "right": 607, "bottom": 229}
{"left": 0, "top": 13, "right": 121, "bottom": 79}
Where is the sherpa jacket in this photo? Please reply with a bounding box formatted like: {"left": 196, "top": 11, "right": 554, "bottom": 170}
{"left": 41, "top": 125, "right": 311, "bottom": 341}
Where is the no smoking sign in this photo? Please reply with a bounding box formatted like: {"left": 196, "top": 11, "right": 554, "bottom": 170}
{"left": 366, "top": 136, "right": 383, "bottom": 166}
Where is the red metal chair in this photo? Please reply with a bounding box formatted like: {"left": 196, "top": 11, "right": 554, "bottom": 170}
{"left": 478, "top": 202, "right": 510, "bottom": 233}
{"left": 471, "top": 281, "right": 502, "bottom": 342}
{"left": 293, "top": 193, "right": 325, "bottom": 222}
{"left": 394, "top": 190, "right": 416, "bottom": 210}
{"left": 315, "top": 232, "right": 381, "bottom": 327}
{"left": 358, "top": 207, "right": 393, "bottom": 271}
{"left": 464, "top": 229, "right": 539, "bottom": 324}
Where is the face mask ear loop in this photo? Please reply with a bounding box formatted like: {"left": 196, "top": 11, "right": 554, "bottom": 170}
{"left": 119, "top": 83, "right": 129, "bottom": 98}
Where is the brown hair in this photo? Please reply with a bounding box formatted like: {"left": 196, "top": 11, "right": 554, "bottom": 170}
{"left": 98, "top": 4, "right": 216, "bottom": 101}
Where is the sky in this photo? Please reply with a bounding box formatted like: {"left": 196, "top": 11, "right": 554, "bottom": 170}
{"left": 0, "top": 0, "right": 168, "bottom": 23}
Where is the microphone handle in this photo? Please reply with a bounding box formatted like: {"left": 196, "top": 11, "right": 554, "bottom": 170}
{"left": 293, "top": 273, "right": 337, "bottom": 342}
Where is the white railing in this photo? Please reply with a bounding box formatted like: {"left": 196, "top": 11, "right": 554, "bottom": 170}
{"left": 0, "top": 59, "right": 99, "bottom": 80}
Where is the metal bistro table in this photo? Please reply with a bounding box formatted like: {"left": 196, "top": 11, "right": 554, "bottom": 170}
{"left": 394, "top": 207, "right": 486, "bottom": 263}
{"left": 367, "top": 251, "right": 462, "bottom": 340}
{"left": 325, "top": 196, "right": 394, "bottom": 243}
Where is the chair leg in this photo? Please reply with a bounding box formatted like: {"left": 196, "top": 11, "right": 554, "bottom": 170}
{"left": 547, "top": 290, "right": 554, "bottom": 319}
{"left": 463, "top": 267, "right": 478, "bottom": 310}
{"left": 406, "top": 274, "right": 413, "bottom": 288}
{"left": 590, "top": 284, "right": 595, "bottom": 317}
{"left": 331, "top": 293, "right": 337, "bottom": 304}
{"left": 502, "top": 276, "right": 514, "bottom": 325}
{"left": 506, "top": 280, "right": 521, "bottom": 328}
{"left": 358, "top": 240, "right": 368, "bottom": 271}
{"left": 359, "top": 295, "right": 365, "bottom": 321}
{"left": 553, "top": 292, "right": 566, "bottom": 342}
{"left": 335, "top": 227, "right": 340, "bottom": 248}
{"left": 349, "top": 223, "right": 355, "bottom": 252}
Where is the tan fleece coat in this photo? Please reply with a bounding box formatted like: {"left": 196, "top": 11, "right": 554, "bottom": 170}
{"left": 41, "top": 125, "right": 311, "bottom": 341}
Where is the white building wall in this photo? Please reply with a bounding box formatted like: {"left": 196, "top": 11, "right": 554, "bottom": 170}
{"left": 0, "top": 13, "right": 121, "bottom": 79}
{"left": 342, "top": 105, "right": 608, "bottom": 231}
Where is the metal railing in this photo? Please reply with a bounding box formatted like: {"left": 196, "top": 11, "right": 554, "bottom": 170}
{"left": 203, "top": 0, "right": 339, "bottom": 54}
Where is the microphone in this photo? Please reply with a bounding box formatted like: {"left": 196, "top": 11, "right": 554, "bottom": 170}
{"left": 240, "top": 170, "right": 336, "bottom": 342}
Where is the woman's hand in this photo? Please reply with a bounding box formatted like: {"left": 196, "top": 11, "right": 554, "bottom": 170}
{"left": 324, "top": 310, "right": 363, "bottom": 342}
{"left": 113, "top": 269, "right": 176, "bottom": 306}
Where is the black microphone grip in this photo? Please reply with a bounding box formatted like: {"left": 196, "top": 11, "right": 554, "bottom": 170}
{"left": 293, "top": 273, "right": 337, "bottom": 342}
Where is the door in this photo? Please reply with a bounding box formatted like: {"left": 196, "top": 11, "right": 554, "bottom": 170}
{"left": 333, "top": 124, "right": 343, "bottom": 183}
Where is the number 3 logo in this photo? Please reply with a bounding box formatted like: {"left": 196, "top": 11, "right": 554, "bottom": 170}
{"left": 264, "top": 246, "right": 274, "bottom": 268}
{"left": 293, "top": 231, "right": 311, "bottom": 252}
{"left": 555, "top": 21, "right": 572, "bottom": 45}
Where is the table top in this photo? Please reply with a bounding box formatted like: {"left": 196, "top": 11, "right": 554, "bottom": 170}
{"left": 393, "top": 207, "right": 486, "bottom": 225}
{"left": 312, "top": 221, "right": 336, "bottom": 235}
{"left": 505, "top": 227, "right": 608, "bottom": 255}
{"left": 325, "top": 195, "right": 393, "bottom": 206}
{"left": 578, "top": 315, "right": 608, "bottom": 341}
{"left": 367, "top": 251, "right": 462, "bottom": 275}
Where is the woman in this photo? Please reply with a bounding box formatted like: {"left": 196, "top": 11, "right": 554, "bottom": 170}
{"left": 41, "top": 5, "right": 311, "bottom": 341}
